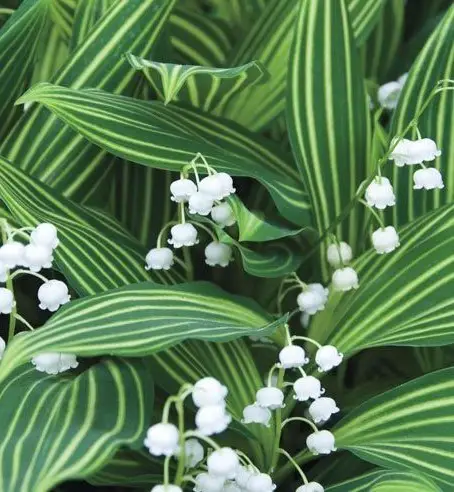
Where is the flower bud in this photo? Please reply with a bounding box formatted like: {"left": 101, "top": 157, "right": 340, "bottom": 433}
{"left": 278, "top": 345, "right": 308, "bottom": 369}
{"left": 296, "top": 482, "right": 324, "bottom": 492}
{"left": 207, "top": 448, "right": 239, "bottom": 479}
{"left": 182, "top": 438, "right": 204, "bottom": 468}
{"left": 378, "top": 81, "right": 402, "bottom": 110}
{"left": 211, "top": 203, "right": 236, "bottom": 228}
{"left": 145, "top": 247, "right": 174, "bottom": 270}
{"left": 308, "top": 397, "right": 340, "bottom": 423}
{"left": 246, "top": 473, "right": 276, "bottom": 492}
{"left": 194, "top": 472, "right": 225, "bottom": 492}
{"left": 390, "top": 138, "right": 441, "bottom": 166}
{"left": 365, "top": 177, "right": 396, "bottom": 209}
{"left": 0, "top": 287, "right": 15, "bottom": 314}
{"left": 235, "top": 466, "right": 255, "bottom": 488}
{"left": 189, "top": 192, "right": 215, "bottom": 216}
{"left": 192, "top": 377, "right": 228, "bottom": 407}
{"left": 199, "top": 175, "right": 226, "bottom": 201}
{"left": 170, "top": 178, "right": 197, "bottom": 203}
{"left": 297, "top": 290, "right": 326, "bottom": 315}
{"left": 196, "top": 404, "right": 231, "bottom": 436}
{"left": 0, "top": 241, "right": 25, "bottom": 269}
{"left": 413, "top": 167, "right": 444, "bottom": 190}
{"left": 32, "top": 352, "right": 78, "bottom": 375}
{"left": 371, "top": 226, "right": 400, "bottom": 254}
{"left": 38, "top": 280, "right": 70, "bottom": 312}
{"left": 204, "top": 242, "right": 232, "bottom": 267}
{"left": 293, "top": 376, "right": 324, "bottom": 401}
{"left": 217, "top": 173, "right": 236, "bottom": 198}
{"left": 332, "top": 267, "right": 358, "bottom": 291}
{"left": 30, "top": 223, "right": 59, "bottom": 249}
{"left": 23, "top": 244, "right": 53, "bottom": 272}
{"left": 306, "top": 430, "right": 336, "bottom": 455}
{"left": 168, "top": 223, "right": 199, "bottom": 248}
{"left": 151, "top": 485, "right": 182, "bottom": 492}
{"left": 255, "top": 387, "right": 285, "bottom": 410}
{"left": 326, "top": 242, "right": 352, "bottom": 268}
{"left": 143, "top": 423, "right": 179, "bottom": 457}
{"left": 242, "top": 404, "right": 271, "bottom": 427}
{"left": 315, "top": 345, "right": 343, "bottom": 372}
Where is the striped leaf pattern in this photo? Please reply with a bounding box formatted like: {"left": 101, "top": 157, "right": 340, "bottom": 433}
{"left": 388, "top": 6, "right": 454, "bottom": 227}
{"left": 0, "top": 281, "right": 285, "bottom": 381}
{"left": 221, "top": 0, "right": 384, "bottom": 131}
{"left": 309, "top": 203, "right": 454, "bottom": 353}
{"left": 126, "top": 52, "right": 267, "bottom": 108}
{"left": 0, "top": 156, "right": 180, "bottom": 295}
{"left": 0, "top": 0, "right": 176, "bottom": 204}
{"left": 49, "top": 0, "right": 77, "bottom": 41}
{"left": 334, "top": 367, "right": 454, "bottom": 490}
{"left": 287, "top": 0, "right": 370, "bottom": 268}
{"left": 17, "top": 83, "right": 311, "bottom": 226}
{"left": 0, "top": 357, "right": 153, "bottom": 492}
{"left": 0, "top": 0, "right": 50, "bottom": 139}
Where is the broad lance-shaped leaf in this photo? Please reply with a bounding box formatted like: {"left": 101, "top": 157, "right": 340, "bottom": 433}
{"left": 0, "top": 357, "right": 153, "bottom": 492}
{"left": 287, "top": 0, "right": 370, "bottom": 272}
{"left": 1, "top": 0, "right": 176, "bottom": 204}
{"left": 334, "top": 367, "right": 454, "bottom": 490}
{"left": 220, "top": 0, "right": 384, "bottom": 131}
{"left": 126, "top": 53, "right": 267, "bottom": 108}
{"left": 309, "top": 203, "right": 454, "bottom": 353}
{"left": 0, "top": 0, "right": 50, "bottom": 139}
{"left": 16, "top": 83, "right": 311, "bottom": 227}
{"left": 0, "top": 281, "right": 286, "bottom": 381}
{"left": 0, "top": 156, "right": 181, "bottom": 295}
{"left": 388, "top": 5, "right": 454, "bottom": 227}
{"left": 326, "top": 470, "right": 441, "bottom": 492}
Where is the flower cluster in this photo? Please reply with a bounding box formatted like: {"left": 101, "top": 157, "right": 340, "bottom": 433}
{"left": 0, "top": 220, "right": 78, "bottom": 375}
{"left": 145, "top": 155, "right": 237, "bottom": 272}
{"left": 144, "top": 377, "right": 278, "bottom": 492}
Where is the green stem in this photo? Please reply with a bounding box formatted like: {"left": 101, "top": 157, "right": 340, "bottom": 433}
{"left": 277, "top": 448, "right": 309, "bottom": 484}
{"left": 9, "top": 269, "right": 48, "bottom": 282}
{"left": 1, "top": 225, "right": 16, "bottom": 341}
{"left": 182, "top": 247, "right": 194, "bottom": 281}
{"left": 291, "top": 336, "right": 322, "bottom": 349}
{"left": 0, "top": 8, "right": 14, "bottom": 16}
{"left": 184, "top": 431, "right": 221, "bottom": 451}
{"left": 269, "top": 368, "right": 285, "bottom": 472}
{"left": 274, "top": 449, "right": 313, "bottom": 483}
{"left": 359, "top": 199, "right": 385, "bottom": 228}
{"left": 14, "top": 314, "right": 34, "bottom": 331}
{"left": 281, "top": 417, "right": 318, "bottom": 433}
{"left": 174, "top": 399, "right": 186, "bottom": 484}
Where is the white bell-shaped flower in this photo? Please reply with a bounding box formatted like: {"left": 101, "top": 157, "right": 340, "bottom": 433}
{"left": 37, "top": 280, "right": 70, "bottom": 312}
{"left": 315, "top": 345, "right": 343, "bottom": 372}
{"left": 204, "top": 242, "right": 232, "bottom": 267}
{"left": 293, "top": 376, "right": 324, "bottom": 401}
{"left": 372, "top": 226, "right": 400, "bottom": 254}
{"left": 32, "top": 352, "right": 78, "bottom": 375}
{"left": 195, "top": 404, "right": 232, "bottom": 436}
{"left": 151, "top": 485, "right": 182, "bottom": 492}
{"left": 217, "top": 173, "right": 236, "bottom": 198}
{"left": 242, "top": 404, "right": 272, "bottom": 427}
{"left": 143, "top": 422, "right": 179, "bottom": 457}
{"left": 365, "top": 177, "right": 396, "bottom": 209}
{"left": 255, "top": 387, "right": 285, "bottom": 410}
{"left": 0, "top": 336, "right": 5, "bottom": 360}
{"left": 23, "top": 244, "right": 53, "bottom": 272}
{"left": 194, "top": 472, "right": 225, "bottom": 492}
{"left": 0, "top": 241, "right": 25, "bottom": 269}
{"left": 145, "top": 247, "right": 174, "bottom": 270}
{"left": 0, "top": 287, "right": 15, "bottom": 314}
{"left": 297, "top": 287, "right": 326, "bottom": 315}
{"left": 308, "top": 397, "right": 340, "bottom": 423}
{"left": 306, "top": 430, "right": 336, "bottom": 455}
{"left": 170, "top": 178, "right": 197, "bottom": 203}
{"left": 183, "top": 438, "right": 204, "bottom": 468}
{"left": 192, "top": 377, "right": 228, "bottom": 408}
{"left": 0, "top": 262, "right": 7, "bottom": 283}
{"left": 235, "top": 466, "right": 255, "bottom": 488}
{"left": 168, "top": 223, "right": 199, "bottom": 248}
{"left": 189, "top": 192, "right": 215, "bottom": 216}
{"left": 30, "top": 223, "right": 59, "bottom": 249}
{"left": 198, "top": 174, "right": 226, "bottom": 201}
{"left": 246, "top": 473, "right": 276, "bottom": 492}
{"left": 377, "top": 81, "right": 402, "bottom": 110}
{"left": 207, "top": 448, "right": 239, "bottom": 479}
{"left": 413, "top": 167, "right": 444, "bottom": 190}
{"left": 278, "top": 345, "right": 308, "bottom": 369}
{"left": 332, "top": 267, "right": 359, "bottom": 291}
{"left": 296, "top": 482, "right": 324, "bottom": 492}
{"left": 390, "top": 138, "right": 441, "bottom": 166}
{"left": 211, "top": 203, "right": 236, "bottom": 228}
{"left": 326, "top": 241, "right": 352, "bottom": 268}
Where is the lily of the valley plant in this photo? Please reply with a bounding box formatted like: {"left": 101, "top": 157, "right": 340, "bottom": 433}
{"left": 0, "top": 1, "right": 453, "bottom": 492}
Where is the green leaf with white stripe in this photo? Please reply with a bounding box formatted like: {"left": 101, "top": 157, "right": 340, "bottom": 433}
{"left": 126, "top": 52, "right": 267, "bottom": 107}
{"left": 220, "top": 0, "right": 384, "bottom": 131}
{"left": 1, "top": 0, "right": 176, "bottom": 204}
{"left": 17, "top": 83, "right": 311, "bottom": 226}
{"left": 388, "top": 5, "right": 454, "bottom": 227}
{"left": 0, "top": 357, "right": 153, "bottom": 492}
{"left": 287, "top": 0, "right": 370, "bottom": 272}
{"left": 49, "top": 0, "right": 77, "bottom": 41}
{"left": 0, "top": 156, "right": 181, "bottom": 295}
{"left": 334, "top": 367, "right": 454, "bottom": 490}
{"left": 309, "top": 203, "right": 454, "bottom": 354}
{"left": 0, "top": 281, "right": 285, "bottom": 381}
{"left": 327, "top": 470, "right": 441, "bottom": 492}
{"left": 0, "top": 0, "right": 50, "bottom": 139}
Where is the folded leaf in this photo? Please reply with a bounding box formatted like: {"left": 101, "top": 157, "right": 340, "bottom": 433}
{"left": 0, "top": 357, "right": 153, "bottom": 492}
{"left": 334, "top": 367, "right": 454, "bottom": 489}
